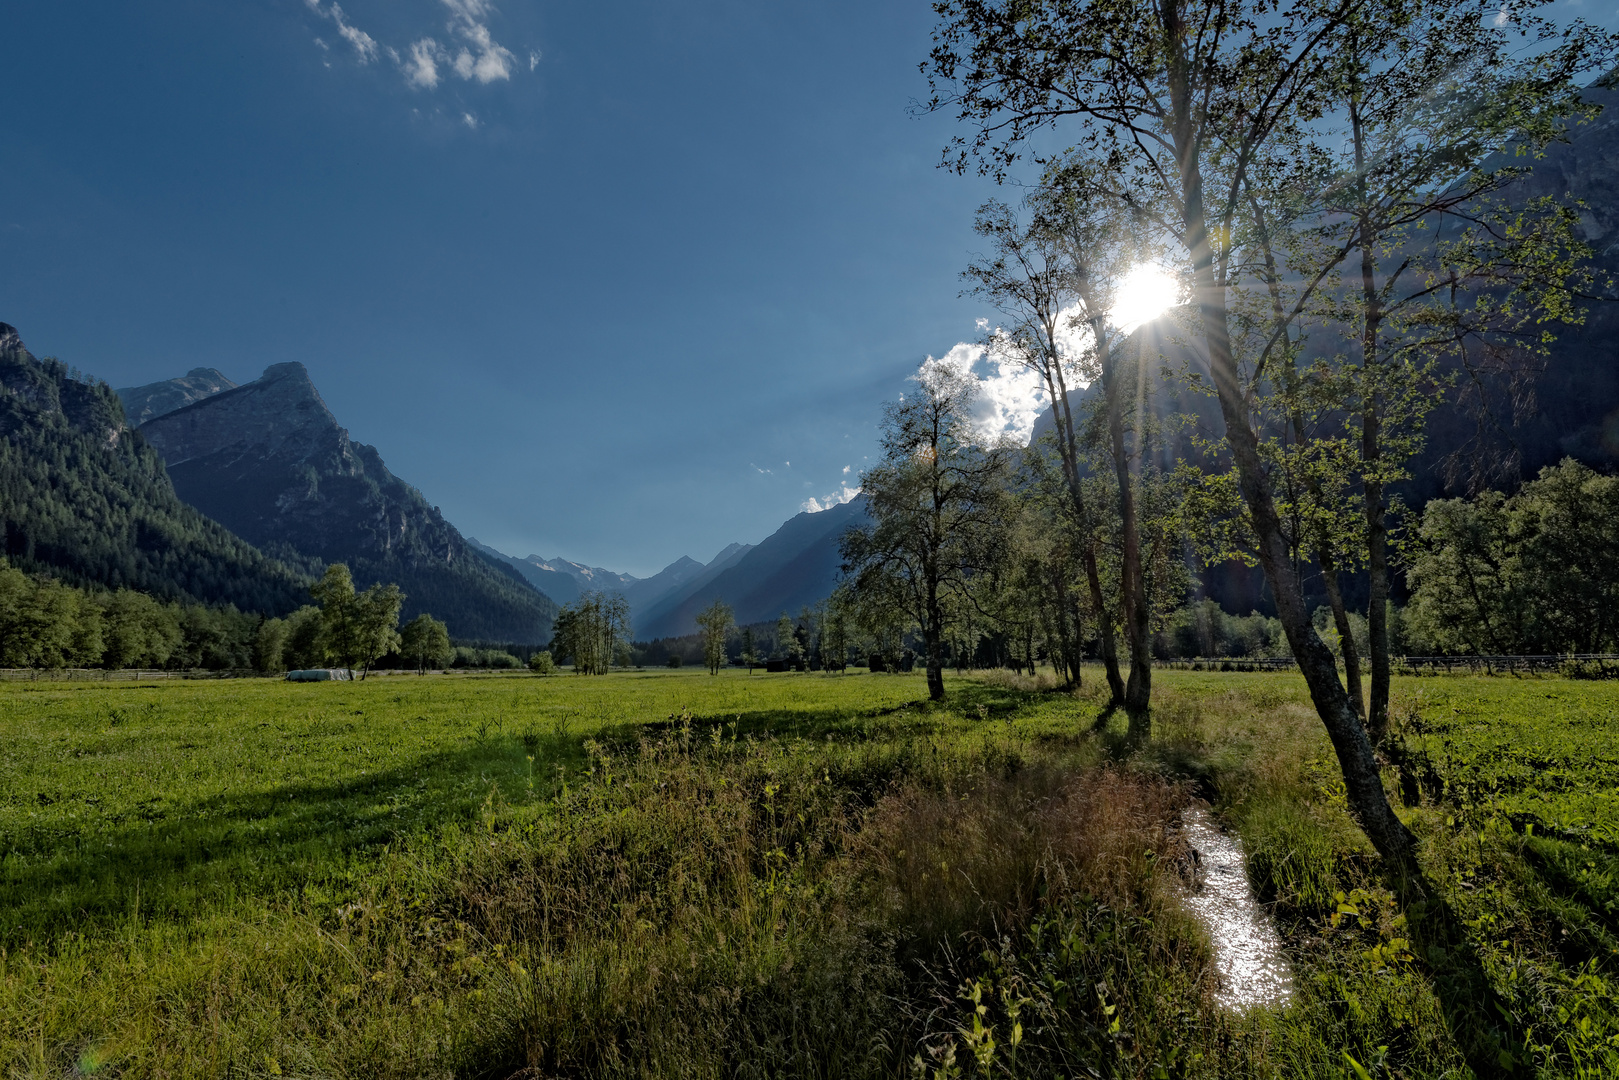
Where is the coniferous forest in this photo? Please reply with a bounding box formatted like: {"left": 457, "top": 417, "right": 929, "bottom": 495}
{"left": 0, "top": 328, "right": 311, "bottom": 616}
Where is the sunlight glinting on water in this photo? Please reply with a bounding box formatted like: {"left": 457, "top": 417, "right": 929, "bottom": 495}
{"left": 1179, "top": 807, "right": 1296, "bottom": 1010}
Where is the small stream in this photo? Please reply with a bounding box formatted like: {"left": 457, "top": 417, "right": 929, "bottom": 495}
{"left": 1178, "top": 807, "right": 1295, "bottom": 1010}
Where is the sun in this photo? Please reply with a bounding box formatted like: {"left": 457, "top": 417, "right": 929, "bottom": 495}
{"left": 1109, "top": 264, "right": 1180, "bottom": 335}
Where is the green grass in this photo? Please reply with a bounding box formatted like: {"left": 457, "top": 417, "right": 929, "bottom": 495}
{"left": 1391, "top": 679, "right": 1619, "bottom": 848}
{"left": 2, "top": 666, "right": 1617, "bottom": 1077}
{"left": 0, "top": 668, "right": 933, "bottom": 941}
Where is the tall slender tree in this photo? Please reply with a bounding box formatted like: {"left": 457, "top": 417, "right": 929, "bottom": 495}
{"left": 842, "top": 359, "right": 1014, "bottom": 700}
{"left": 927, "top": 0, "right": 1613, "bottom": 861}
{"left": 695, "top": 599, "right": 734, "bottom": 675}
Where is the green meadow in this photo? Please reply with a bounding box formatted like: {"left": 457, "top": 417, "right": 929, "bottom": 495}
{"left": 2, "top": 668, "right": 1617, "bottom": 1078}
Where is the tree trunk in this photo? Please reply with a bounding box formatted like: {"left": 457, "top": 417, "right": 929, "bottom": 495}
{"left": 1042, "top": 337, "right": 1126, "bottom": 709}
{"left": 1101, "top": 338, "right": 1154, "bottom": 718}
{"left": 1353, "top": 89, "right": 1392, "bottom": 744}
{"left": 1183, "top": 189, "right": 1415, "bottom": 865}
{"left": 1319, "top": 548, "right": 1364, "bottom": 720}
{"left": 924, "top": 623, "right": 946, "bottom": 700}
{"left": 1365, "top": 470, "right": 1390, "bottom": 743}
{"left": 924, "top": 585, "right": 946, "bottom": 700}
{"left": 1083, "top": 543, "right": 1126, "bottom": 703}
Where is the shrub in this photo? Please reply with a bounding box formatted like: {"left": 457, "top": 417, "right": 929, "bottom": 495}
{"left": 528, "top": 650, "right": 555, "bottom": 675}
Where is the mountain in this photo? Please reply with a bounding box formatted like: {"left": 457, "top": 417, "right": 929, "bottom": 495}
{"left": 468, "top": 541, "right": 758, "bottom": 634}
{"left": 623, "top": 543, "right": 754, "bottom": 628}
{"left": 135, "top": 361, "right": 556, "bottom": 643}
{"left": 1417, "top": 78, "right": 1619, "bottom": 489}
{"left": 117, "top": 369, "right": 236, "bottom": 426}
{"left": 0, "top": 324, "right": 310, "bottom": 612}
{"left": 619, "top": 556, "right": 703, "bottom": 611}
{"left": 466, "top": 543, "right": 639, "bottom": 607}
{"left": 634, "top": 498, "right": 867, "bottom": 639}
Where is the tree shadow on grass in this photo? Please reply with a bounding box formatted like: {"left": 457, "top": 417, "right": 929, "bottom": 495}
{"left": 0, "top": 729, "right": 586, "bottom": 945}
{"left": 613, "top": 679, "right": 1043, "bottom": 746}
{"left": 1387, "top": 863, "right": 1519, "bottom": 1080}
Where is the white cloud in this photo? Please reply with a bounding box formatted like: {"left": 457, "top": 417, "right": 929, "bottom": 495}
{"left": 404, "top": 39, "right": 441, "bottom": 87}
{"left": 803, "top": 484, "right": 862, "bottom": 513}
{"left": 842, "top": 465, "right": 851, "bottom": 474}
{"left": 529, "top": 50, "right": 542, "bottom": 70}
{"left": 302, "top": 0, "right": 528, "bottom": 96}
{"left": 917, "top": 342, "right": 1050, "bottom": 446}
{"left": 307, "top": 1, "right": 379, "bottom": 63}
{"left": 440, "top": 0, "right": 516, "bottom": 83}
{"left": 462, "top": 111, "right": 480, "bottom": 129}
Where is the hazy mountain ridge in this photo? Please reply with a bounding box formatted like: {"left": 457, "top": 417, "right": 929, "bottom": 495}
{"left": 633, "top": 497, "right": 868, "bottom": 640}
{"left": 117, "top": 369, "right": 236, "bottom": 426}
{"left": 0, "top": 324, "right": 311, "bottom": 613}
{"left": 469, "top": 540, "right": 760, "bottom": 631}
{"left": 135, "top": 361, "right": 557, "bottom": 643}
{"left": 466, "top": 542, "right": 640, "bottom": 607}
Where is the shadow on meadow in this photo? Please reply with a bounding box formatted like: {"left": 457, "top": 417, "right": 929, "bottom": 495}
{"left": 607, "top": 676, "right": 1044, "bottom": 744}
{"left": 0, "top": 727, "right": 586, "bottom": 943}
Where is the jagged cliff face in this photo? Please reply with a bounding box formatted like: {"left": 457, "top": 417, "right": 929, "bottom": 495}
{"left": 0, "top": 323, "right": 311, "bottom": 613}
{"left": 116, "top": 368, "right": 236, "bottom": 426}
{"left": 138, "top": 362, "right": 556, "bottom": 642}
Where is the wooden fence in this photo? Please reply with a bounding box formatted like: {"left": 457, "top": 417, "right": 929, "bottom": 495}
{"left": 0, "top": 668, "right": 265, "bottom": 682}
{"left": 1154, "top": 654, "right": 1619, "bottom": 674}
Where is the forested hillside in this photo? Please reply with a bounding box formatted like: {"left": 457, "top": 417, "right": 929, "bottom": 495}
{"left": 0, "top": 325, "right": 310, "bottom": 614}
{"left": 136, "top": 361, "right": 557, "bottom": 643}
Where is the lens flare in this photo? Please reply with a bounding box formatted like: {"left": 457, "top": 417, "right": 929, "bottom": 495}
{"left": 1110, "top": 264, "right": 1179, "bottom": 335}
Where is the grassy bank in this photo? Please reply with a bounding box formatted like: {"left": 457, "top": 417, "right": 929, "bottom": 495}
{"left": 1, "top": 668, "right": 1615, "bottom": 1077}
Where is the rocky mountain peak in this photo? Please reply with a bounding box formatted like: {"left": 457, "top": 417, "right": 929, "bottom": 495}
{"left": 137, "top": 362, "right": 339, "bottom": 467}
{"left": 118, "top": 366, "right": 239, "bottom": 426}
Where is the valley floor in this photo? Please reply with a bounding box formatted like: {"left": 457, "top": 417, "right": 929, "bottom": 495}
{"left": 2, "top": 668, "right": 1616, "bottom": 1078}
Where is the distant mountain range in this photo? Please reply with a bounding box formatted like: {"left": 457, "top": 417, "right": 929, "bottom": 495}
{"left": 472, "top": 499, "right": 865, "bottom": 642}
{"left": 121, "top": 361, "right": 557, "bottom": 643}
{"left": 5, "top": 317, "right": 863, "bottom": 646}
{"left": 0, "top": 324, "right": 310, "bottom": 612}
{"left": 466, "top": 545, "right": 644, "bottom": 607}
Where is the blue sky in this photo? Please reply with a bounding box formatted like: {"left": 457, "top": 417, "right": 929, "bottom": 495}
{"left": 0, "top": 0, "right": 1011, "bottom": 575}
{"left": 6, "top": 2, "right": 1613, "bottom": 577}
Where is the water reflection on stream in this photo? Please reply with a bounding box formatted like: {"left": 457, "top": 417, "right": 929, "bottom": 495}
{"left": 1179, "top": 807, "right": 1295, "bottom": 1010}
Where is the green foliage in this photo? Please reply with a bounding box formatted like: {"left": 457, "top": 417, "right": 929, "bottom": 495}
{"left": 526, "top": 649, "right": 555, "bottom": 675}
{"left": 281, "top": 604, "right": 326, "bottom": 669}
{"left": 0, "top": 558, "right": 266, "bottom": 670}
{"left": 400, "top": 613, "right": 453, "bottom": 673}
{"left": 1153, "top": 599, "right": 1288, "bottom": 659}
{"left": 1395, "top": 680, "right": 1619, "bottom": 850}
{"left": 0, "top": 346, "right": 311, "bottom": 613}
{"left": 311, "top": 563, "right": 404, "bottom": 677}
{"left": 451, "top": 646, "right": 521, "bottom": 669}
{"left": 1239, "top": 799, "right": 1343, "bottom": 913}
{"left": 694, "top": 599, "right": 734, "bottom": 674}
{"left": 549, "top": 591, "right": 630, "bottom": 675}
{"left": 842, "top": 360, "right": 1015, "bottom": 698}
{"left": 1409, "top": 459, "right": 1619, "bottom": 654}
